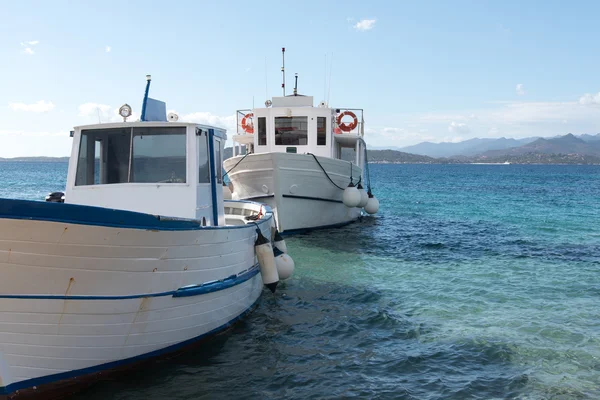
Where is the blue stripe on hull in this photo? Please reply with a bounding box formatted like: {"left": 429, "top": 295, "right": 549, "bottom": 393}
{"left": 0, "top": 265, "right": 260, "bottom": 300}
{"left": 0, "top": 280, "right": 263, "bottom": 396}
{"left": 0, "top": 198, "right": 270, "bottom": 231}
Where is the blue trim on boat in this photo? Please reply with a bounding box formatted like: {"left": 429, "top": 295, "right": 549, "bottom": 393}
{"left": 173, "top": 266, "right": 259, "bottom": 297}
{"left": 0, "top": 265, "right": 259, "bottom": 301}
{"left": 0, "top": 293, "right": 262, "bottom": 395}
{"left": 282, "top": 194, "right": 343, "bottom": 204}
{"left": 140, "top": 77, "right": 151, "bottom": 122}
{"left": 208, "top": 128, "right": 219, "bottom": 226}
{"left": 0, "top": 198, "right": 271, "bottom": 231}
{"left": 281, "top": 219, "right": 358, "bottom": 236}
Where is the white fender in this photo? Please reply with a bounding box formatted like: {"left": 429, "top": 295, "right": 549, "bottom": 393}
{"left": 357, "top": 184, "right": 369, "bottom": 208}
{"left": 273, "top": 230, "right": 287, "bottom": 253}
{"left": 274, "top": 247, "right": 295, "bottom": 280}
{"left": 343, "top": 183, "right": 361, "bottom": 208}
{"left": 365, "top": 195, "right": 379, "bottom": 215}
{"left": 255, "top": 229, "right": 279, "bottom": 292}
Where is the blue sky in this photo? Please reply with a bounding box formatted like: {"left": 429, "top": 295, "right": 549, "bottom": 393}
{"left": 2, "top": 0, "right": 600, "bottom": 156}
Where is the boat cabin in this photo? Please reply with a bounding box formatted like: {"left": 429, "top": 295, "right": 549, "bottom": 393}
{"left": 232, "top": 96, "right": 367, "bottom": 165}
{"left": 65, "top": 122, "right": 227, "bottom": 225}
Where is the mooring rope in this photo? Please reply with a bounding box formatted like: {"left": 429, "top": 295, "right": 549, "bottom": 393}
{"left": 223, "top": 151, "right": 252, "bottom": 180}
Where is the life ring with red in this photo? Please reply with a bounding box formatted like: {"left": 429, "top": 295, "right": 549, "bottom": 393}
{"left": 336, "top": 111, "right": 358, "bottom": 132}
{"left": 241, "top": 113, "right": 254, "bottom": 134}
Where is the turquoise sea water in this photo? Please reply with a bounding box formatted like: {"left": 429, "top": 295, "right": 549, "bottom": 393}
{"left": 1, "top": 162, "right": 599, "bottom": 399}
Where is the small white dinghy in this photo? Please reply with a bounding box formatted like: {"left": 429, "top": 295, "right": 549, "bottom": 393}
{"left": 0, "top": 76, "right": 291, "bottom": 398}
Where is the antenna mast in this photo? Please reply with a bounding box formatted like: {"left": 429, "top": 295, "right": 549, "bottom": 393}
{"left": 294, "top": 73, "right": 298, "bottom": 96}
{"left": 281, "top": 47, "right": 286, "bottom": 96}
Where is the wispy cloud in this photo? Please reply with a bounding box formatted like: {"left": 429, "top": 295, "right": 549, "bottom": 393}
{"left": 180, "top": 111, "right": 237, "bottom": 132}
{"left": 77, "top": 102, "right": 137, "bottom": 123}
{"left": 354, "top": 19, "right": 376, "bottom": 31}
{"left": 516, "top": 83, "right": 525, "bottom": 96}
{"left": 9, "top": 100, "right": 55, "bottom": 113}
{"left": 105, "top": 46, "right": 112, "bottom": 53}
{"left": 20, "top": 40, "right": 39, "bottom": 55}
{"left": 579, "top": 92, "right": 600, "bottom": 106}
{"left": 448, "top": 121, "right": 470, "bottom": 134}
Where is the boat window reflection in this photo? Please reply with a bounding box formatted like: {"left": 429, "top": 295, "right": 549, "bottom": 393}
{"left": 258, "top": 117, "right": 267, "bottom": 146}
{"left": 317, "top": 117, "right": 327, "bottom": 146}
{"left": 275, "top": 116, "right": 308, "bottom": 146}
{"left": 131, "top": 127, "right": 186, "bottom": 183}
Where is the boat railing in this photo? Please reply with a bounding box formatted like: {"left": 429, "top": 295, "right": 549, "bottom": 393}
{"left": 236, "top": 108, "right": 365, "bottom": 137}
{"left": 334, "top": 108, "right": 364, "bottom": 137}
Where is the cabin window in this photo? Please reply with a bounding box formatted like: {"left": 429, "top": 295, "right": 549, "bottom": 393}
{"left": 317, "top": 117, "right": 327, "bottom": 146}
{"left": 75, "top": 127, "right": 186, "bottom": 186}
{"left": 257, "top": 117, "right": 267, "bottom": 146}
{"left": 76, "top": 128, "right": 131, "bottom": 186}
{"left": 197, "top": 134, "right": 210, "bottom": 183}
{"left": 275, "top": 116, "right": 308, "bottom": 146}
{"left": 131, "top": 127, "right": 186, "bottom": 183}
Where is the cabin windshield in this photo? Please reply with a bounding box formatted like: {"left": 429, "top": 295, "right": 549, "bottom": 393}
{"left": 75, "top": 126, "right": 187, "bottom": 186}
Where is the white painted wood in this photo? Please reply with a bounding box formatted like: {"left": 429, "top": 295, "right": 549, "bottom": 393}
{"left": 0, "top": 117, "right": 278, "bottom": 393}
{"left": 0, "top": 215, "right": 270, "bottom": 390}
{"left": 225, "top": 153, "right": 362, "bottom": 232}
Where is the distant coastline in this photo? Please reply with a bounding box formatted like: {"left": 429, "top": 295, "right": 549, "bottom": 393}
{"left": 2, "top": 153, "right": 599, "bottom": 166}
{"left": 0, "top": 157, "right": 69, "bottom": 162}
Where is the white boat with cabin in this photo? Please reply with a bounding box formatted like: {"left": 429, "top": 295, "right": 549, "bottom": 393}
{"left": 224, "top": 49, "right": 379, "bottom": 234}
{"left": 0, "top": 77, "right": 291, "bottom": 398}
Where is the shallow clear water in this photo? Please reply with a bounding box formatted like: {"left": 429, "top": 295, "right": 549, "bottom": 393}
{"left": 1, "top": 162, "right": 599, "bottom": 399}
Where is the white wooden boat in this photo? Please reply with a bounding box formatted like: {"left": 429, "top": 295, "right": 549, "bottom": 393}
{"left": 224, "top": 49, "right": 379, "bottom": 234}
{"left": 0, "top": 78, "right": 288, "bottom": 398}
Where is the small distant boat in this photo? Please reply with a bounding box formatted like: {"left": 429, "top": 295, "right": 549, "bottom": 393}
{"left": 224, "top": 48, "right": 380, "bottom": 234}
{"left": 0, "top": 76, "right": 292, "bottom": 398}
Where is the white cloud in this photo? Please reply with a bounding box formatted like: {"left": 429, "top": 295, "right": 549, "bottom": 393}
{"left": 180, "top": 111, "right": 237, "bottom": 132}
{"left": 77, "top": 103, "right": 140, "bottom": 123}
{"left": 9, "top": 100, "right": 55, "bottom": 113}
{"left": 516, "top": 83, "right": 525, "bottom": 96}
{"left": 448, "top": 121, "right": 470, "bottom": 134}
{"left": 20, "top": 40, "right": 39, "bottom": 55}
{"left": 78, "top": 103, "right": 112, "bottom": 118}
{"left": 105, "top": 46, "right": 112, "bottom": 53}
{"left": 579, "top": 92, "right": 600, "bottom": 106}
{"left": 354, "top": 19, "right": 376, "bottom": 31}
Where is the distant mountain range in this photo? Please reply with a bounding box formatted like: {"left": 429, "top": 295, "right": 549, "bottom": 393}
{"left": 3, "top": 133, "right": 600, "bottom": 165}
{"left": 398, "top": 134, "right": 600, "bottom": 158}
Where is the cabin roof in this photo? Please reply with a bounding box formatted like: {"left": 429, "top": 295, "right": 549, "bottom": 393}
{"left": 73, "top": 122, "right": 227, "bottom": 139}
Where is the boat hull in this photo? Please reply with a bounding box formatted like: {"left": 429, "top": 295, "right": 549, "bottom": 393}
{"left": 0, "top": 199, "right": 272, "bottom": 398}
{"left": 224, "top": 153, "right": 362, "bottom": 233}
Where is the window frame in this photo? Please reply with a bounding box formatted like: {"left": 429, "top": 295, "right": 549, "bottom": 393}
{"left": 75, "top": 126, "right": 188, "bottom": 186}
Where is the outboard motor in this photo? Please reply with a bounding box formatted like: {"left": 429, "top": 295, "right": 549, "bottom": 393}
{"left": 45, "top": 192, "right": 65, "bottom": 203}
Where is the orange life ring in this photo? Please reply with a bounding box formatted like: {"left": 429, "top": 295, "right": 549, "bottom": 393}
{"left": 336, "top": 111, "right": 358, "bottom": 132}
{"left": 241, "top": 113, "right": 254, "bottom": 134}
